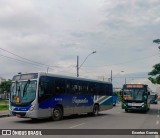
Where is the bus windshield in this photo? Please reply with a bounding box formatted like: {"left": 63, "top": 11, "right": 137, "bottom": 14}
{"left": 123, "top": 88, "right": 146, "bottom": 101}
{"left": 10, "top": 80, "right": 37, "bottom": 104}
{"left": 150, "top": 95, "right": 157, "bottom": 100}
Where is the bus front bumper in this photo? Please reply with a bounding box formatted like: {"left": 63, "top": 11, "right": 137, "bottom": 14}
{"left": 122, "top": 103, "right": 148, "bottom": 111}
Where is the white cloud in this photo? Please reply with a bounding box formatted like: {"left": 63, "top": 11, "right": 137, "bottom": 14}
{"left": 0, "top": 0, "right": 159, "bottom": 89}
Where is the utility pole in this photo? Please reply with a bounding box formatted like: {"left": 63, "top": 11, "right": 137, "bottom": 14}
{"left": 77, "top": 56, "right": 79, "bottom": 77}
{"left": 76, "top": 51, "right": 96, "bottom": 77}
{"left": 111, "top": 70, "right": 112, "bottom": 83}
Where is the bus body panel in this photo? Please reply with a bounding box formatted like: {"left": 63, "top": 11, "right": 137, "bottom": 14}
{"left": 10, "top": 95, "right": 113, "bottom": 118}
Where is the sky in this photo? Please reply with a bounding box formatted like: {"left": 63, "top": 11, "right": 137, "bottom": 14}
{"left": 0, "top": 0, "right": 159, "bottom": 92}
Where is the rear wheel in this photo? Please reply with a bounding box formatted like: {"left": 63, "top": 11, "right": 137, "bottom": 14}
{"left": 52, "top": 106, "right": 63, "bottom": 121}
{"left": 31, "top": 118, "right": 38, "bottom": 122}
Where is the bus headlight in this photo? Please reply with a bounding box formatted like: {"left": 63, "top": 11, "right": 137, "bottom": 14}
{"left": 29, "top": 106, "right": 35, "bottom": 111}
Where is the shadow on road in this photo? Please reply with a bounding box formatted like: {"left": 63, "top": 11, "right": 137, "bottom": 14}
{"left": 12, "top": 113, "right": 111, "bottom": 124}
{"left": 124, "top": 108, "right": 158, "bottom": 115}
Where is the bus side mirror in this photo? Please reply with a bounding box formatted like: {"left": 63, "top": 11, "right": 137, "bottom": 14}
{"left": 144, "top": 95, "right": 147, "bottom": 100}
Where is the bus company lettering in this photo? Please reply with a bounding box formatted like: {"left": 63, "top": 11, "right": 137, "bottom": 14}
{"left": 55, "top": 98, "right": 62, "bottom": 101}
{"left": 72, "top": 97, "right": 88, "bottom": 104}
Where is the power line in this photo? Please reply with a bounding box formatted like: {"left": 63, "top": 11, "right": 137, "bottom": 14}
{"left": 0, "top": 54, "right": 44, "bottom": 70}
{"left": 0, "top": 53, "right": 76, "bottom": 76}
{"left": 0, "top": 47, "right": 73, "bottom": 69}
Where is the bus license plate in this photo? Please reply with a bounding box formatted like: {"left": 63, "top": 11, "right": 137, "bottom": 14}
{"left": 128, "top": 103, "right": 137, "bottom": 106}
{"left": 16, "top": 114, "right": 21, "bottom": 118}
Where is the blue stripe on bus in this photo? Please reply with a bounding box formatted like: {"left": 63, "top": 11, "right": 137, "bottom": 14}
{"left": 100, "top": 96, "right": 113, "bottom": 106}
{"left": 39, "top": 95, "right": 94, "bottom": 109}
{"left": 13, "top": 104, "right": 32, "bottom": 111}
{"left": 39, "top": 95, "right": 113, "bottom": 109}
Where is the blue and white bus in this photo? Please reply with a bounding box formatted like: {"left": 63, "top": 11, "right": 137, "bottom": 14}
{"left": 9, "top": 72, "right": 113, "bottom": 121}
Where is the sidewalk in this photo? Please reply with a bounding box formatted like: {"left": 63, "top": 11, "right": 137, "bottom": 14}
{"left": 0, "top": 110, "right": 10, "bottom": 118}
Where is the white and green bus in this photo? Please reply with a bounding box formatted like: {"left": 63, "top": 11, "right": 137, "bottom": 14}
{"left": 122, "top": 84, "right": 151, "bottom": 112}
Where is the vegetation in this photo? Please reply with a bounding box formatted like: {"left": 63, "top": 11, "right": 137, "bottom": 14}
{"left": 148, "top": 63, "right": 160, "bottom": 84}
{"left": 0, "top": 79, "right": 12, "bottom": 94}
{"left": 148, "top": 39, "right": 160, "bottom": 85}
{"left": 0, "top": 99, "right": 9, "bottom": 110}
{"left": 153, "top": 39, "right": 160, "bottom": 44}
{"left": 0, "top": 105, "right": 8, "bottom": 110}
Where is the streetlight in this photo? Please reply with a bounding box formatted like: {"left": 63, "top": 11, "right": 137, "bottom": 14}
{"left": 77, "top": 51, "right": 96, "bottom": 77}
{"left": 110, "top": 70, "right": 124, "bottom": 83}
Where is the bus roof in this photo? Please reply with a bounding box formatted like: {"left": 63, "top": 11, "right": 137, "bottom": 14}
{"left": 13, "top": 72, "right": 112, "bottom": 85}
{"left": 39, "top": 72, "right": 112, "bottom": 84}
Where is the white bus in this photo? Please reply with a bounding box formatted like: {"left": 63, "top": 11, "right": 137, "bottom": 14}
{"left": 9, "top": 72, "right": 113, "bottom": 121}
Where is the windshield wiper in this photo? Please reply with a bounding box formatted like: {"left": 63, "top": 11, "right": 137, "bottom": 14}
{"left": 23, "top": 80, "right": 30, "bottom": 97}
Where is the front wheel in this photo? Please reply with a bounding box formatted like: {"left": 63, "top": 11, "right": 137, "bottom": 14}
{"left": 52, "top": 106, "right": 63, "bottom": 121}
{"left": 93, "top": 104, "right": 99, "bottom": 116}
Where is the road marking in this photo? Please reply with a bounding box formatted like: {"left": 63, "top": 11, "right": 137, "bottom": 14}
{"left": 155, "top": 135, "right": 159, "bottom": 138}
{"left": 156, "top": 120, "right": 159, "bottom": 125}
{"left": 69, "top": 123, "right": 85, "bottom": 129}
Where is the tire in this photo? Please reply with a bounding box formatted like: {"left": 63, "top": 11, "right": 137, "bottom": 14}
{"left": 93, "top": 104, "right": 99, "bottom": 116}
{"left": 125, "top": 109, "right": 128, "bottom": 112}
{"left": 52, "top": 106, "right": 63, "bottom": 121}
{"left": 31, "top": 118, "right": 38, "bottom": 122}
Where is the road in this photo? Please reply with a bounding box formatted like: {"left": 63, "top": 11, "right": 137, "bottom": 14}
{"left": 0, "top": 103, "right": 159, "bottom": 138}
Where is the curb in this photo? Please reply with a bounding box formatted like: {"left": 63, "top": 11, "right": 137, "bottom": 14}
{"left": 0, "top": 114, "right": 10, "bottom": 118}
{"left": 0, "top": 110, "right": 10, "bottom": 118}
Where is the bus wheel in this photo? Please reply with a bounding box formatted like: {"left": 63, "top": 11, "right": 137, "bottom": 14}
{"left": 31, "top": 118, "right": 38, "bottom": 122}
{"left": 52, "top": 106, "right": 63, "bottom": 121}
{"left": 93, "top": 104, "right": 99, "bottom": 116}
{"left": 125, "top": 109, "right": 128, "bottom": 112}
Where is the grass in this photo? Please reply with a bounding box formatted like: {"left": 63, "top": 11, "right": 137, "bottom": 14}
{"left": 0, "top": 99, "right": 9, "bottom": 110}
{"left": 0, "top": 105, "right": 8, "bottom": 110}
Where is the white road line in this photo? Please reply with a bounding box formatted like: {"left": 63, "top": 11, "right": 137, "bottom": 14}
{"left": 155, "top": 135, "right": 159, "bottom": 138}
{"left": 69, "top": 123, "right": 85, "bottom": 129}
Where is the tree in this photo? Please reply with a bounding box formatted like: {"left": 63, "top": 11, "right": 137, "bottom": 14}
{"left": 148, "top": 63, "right": 160, "bottom": 84}
{"left": 0, "top": 80, "right": 12, "bottom": 94}
{"left": 153, "top": 39, "right": 160, "bottom": 44}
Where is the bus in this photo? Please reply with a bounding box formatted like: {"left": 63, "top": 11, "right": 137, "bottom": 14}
{"left": 150, "top": 93, "right": 158, "bottom": 104}
{"left": 112, "top": 92, "right": 118, "bottom": 106}
{"left": 9, "top": 72, "right": 113, "bottom": 120}
{"left": 122, "top": 84, "right": 151, "bottom": 112}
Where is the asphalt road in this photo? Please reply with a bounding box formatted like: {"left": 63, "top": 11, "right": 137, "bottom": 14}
{"left": 0, "top": 103, "right": 159, "bottom": 138}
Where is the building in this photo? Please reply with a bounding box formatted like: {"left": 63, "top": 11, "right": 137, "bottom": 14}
{"left": 0, "top": 77, "right": 6, "bottom": 84}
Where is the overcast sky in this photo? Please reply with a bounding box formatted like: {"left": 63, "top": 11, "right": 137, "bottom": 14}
{"left": 0, "top": 0, "right": 159, "bottom": 91}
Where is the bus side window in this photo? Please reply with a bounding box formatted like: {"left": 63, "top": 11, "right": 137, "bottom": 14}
{"left": 55, "top": 78, "right": 65, "bottom": 94}
{"left": 70, "top": 80, "right": 78, "bottom": 94}
{"left": 79, "top": 81, "right": 91, "bottom": 95}
{"left": 39, "top": 76, "right": 53, "bottom": 97}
